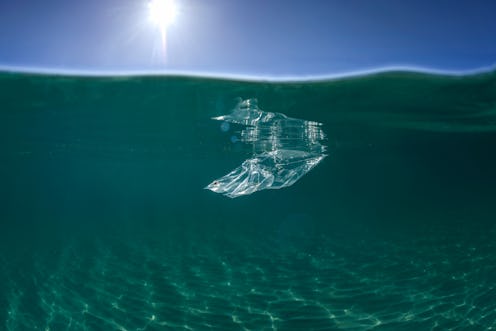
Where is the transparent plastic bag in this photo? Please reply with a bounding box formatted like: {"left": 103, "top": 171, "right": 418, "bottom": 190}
{"left": 205, "top": 99, "right": 327, "bottom": 198}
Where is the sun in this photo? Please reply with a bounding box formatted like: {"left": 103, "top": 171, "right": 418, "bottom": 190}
{"left": 148, "top": 0, "right": 178, "bottom": 61}
{"left": 148, "top": 0, "right": 178, "bottom": 29}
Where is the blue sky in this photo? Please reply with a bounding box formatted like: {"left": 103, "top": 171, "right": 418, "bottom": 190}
{"left": 0, "top": 0, "right": 495, "bottom": 76}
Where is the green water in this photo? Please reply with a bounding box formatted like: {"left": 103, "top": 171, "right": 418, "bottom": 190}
{"left": 1, "top": 70, "right": 496, "bottom": 330}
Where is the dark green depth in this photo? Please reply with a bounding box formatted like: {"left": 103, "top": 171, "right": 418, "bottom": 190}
{"left": 1, "top": 70, "right": 496, "bottom": 330}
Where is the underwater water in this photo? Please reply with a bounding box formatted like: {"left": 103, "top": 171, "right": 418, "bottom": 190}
{"left": 1, "top": 70, "right": 496, "bottom": 330}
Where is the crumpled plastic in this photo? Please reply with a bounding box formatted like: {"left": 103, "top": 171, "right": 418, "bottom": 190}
{"left": 205, "top": 99, "right": 327, "bottom": 198}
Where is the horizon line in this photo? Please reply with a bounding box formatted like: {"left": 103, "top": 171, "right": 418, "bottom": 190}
{"left": 0, "top": 64, "right": 495, "bottom": 82}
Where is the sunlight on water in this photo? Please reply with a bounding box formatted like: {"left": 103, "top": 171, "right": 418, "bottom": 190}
{"left": 3, "top": 229, "right": 496, "bottom": 330}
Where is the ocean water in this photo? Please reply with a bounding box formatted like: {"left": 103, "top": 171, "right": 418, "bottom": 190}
{"left": 1, "top": 70, "right": 496, "bottom": 330}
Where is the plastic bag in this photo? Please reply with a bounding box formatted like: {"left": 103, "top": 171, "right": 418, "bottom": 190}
{"left": 205, "top": 99, "right": 327, "bottom": 198}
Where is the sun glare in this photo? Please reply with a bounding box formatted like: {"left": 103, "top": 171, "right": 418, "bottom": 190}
{"left": 148, "top": 0, "right": 178, "bottom": 62}
{"left": 148, "top": 0, "right": 178, "bottom": 29}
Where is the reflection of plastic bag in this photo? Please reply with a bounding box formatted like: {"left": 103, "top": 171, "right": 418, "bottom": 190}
{"left": 206, "top": 99, "right": 327, "bottom": 198}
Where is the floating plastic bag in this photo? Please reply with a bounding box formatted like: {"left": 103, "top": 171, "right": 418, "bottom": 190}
{"left": 205, "top": 99, "right": 327, "bottom": 198}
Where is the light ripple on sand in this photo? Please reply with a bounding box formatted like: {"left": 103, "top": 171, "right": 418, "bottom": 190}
{"left": 3, "top": 228, "right": 496, "bottom": 330}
